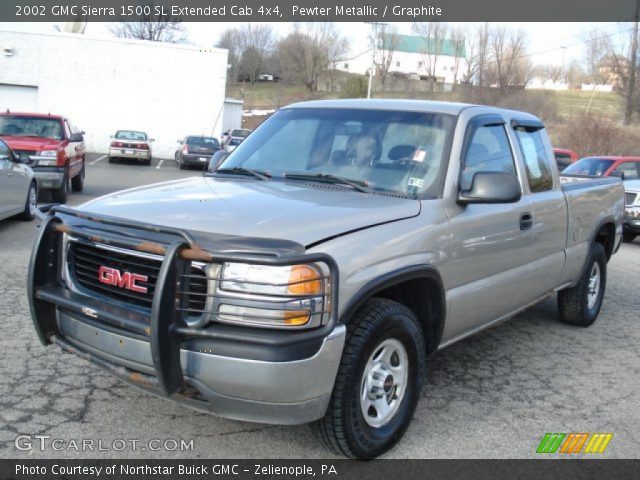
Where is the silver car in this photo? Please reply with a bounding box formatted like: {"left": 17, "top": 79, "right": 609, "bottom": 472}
{"left": 0, "top": 138, "right": 37, "bottom": 221}
{"left": 108, "top": 130, "right": 154, "bottom": 165}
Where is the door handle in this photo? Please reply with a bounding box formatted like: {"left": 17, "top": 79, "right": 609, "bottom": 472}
{"left": 520, "top": 213, "right": 533, "bottom": 231}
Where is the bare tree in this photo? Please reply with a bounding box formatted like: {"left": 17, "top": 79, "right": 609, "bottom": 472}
{"left": 539, "top": 64, "right": 566, "bottom": 83}
{"left": 476, "top": 23, "right": 490, "bottom": 87}
{"left": 488, "top": 27, "right": 530, "bottom": 90}
{"left": 583, "top": 28, "right": 613, "bottom": 85}
{"left": 325, "top": 24, "right": 350, "bottom": 92}
{"left": 235, "top": 23, "right": 276, "bottom": 83}
{"left": 217, "top": 28, "right": 240, "bottom": 91}
{"left": 412, "top": 22, "right": 449, "bottom": 85}
{"left": 376, "top": 25, "right": 400, "bottom": 89}
{"left": 110, "top": 3, "right": 185, "bottom": 44}
{"left": 449, "top": 26, "right": 466, "bottom": 84}
{"left": 278, "top": 23, "right": 347, "bottom": 92}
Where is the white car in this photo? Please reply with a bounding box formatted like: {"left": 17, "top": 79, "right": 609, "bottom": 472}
{"left": 108, "top": 130, "right": 154, "bottom": 165}
{"left": 0, "top": 138, "right": 38, "bottom": 221}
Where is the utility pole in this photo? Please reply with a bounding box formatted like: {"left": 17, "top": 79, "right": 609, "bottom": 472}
{"left": 624, "top": 0, "right": 639, "bottom": 125}
{"left": 366, "top": 22, "right": 386, "bottom": 99}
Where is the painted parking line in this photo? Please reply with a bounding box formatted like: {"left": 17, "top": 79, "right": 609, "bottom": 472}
{"left": 155, "top": 159, "right": 164, "bottom": 169}
{"left": 88, "top": 155, "right": 107, "bottom": 165}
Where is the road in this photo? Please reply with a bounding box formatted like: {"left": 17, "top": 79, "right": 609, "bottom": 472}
{"left": 1, "top": 153, "right": 639, "bottom": 459}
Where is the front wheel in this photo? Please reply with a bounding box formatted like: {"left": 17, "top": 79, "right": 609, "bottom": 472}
{"left": 557, "top": 242, "right": 607, "bottom": 327}
{"left": 71, "top": 161, "right": 85, "bottom": 192}
{"left": 51, "top": 173, "right": 69, "bottom": 204}
{"left": 317, "top": 298, "right": 426, "bottom": 459}
{"left": 19, "top": 182, "right": 38, "bottom": 221}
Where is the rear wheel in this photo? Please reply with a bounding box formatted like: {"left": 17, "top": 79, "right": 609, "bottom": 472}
{"left": 317, "top": 298, "right": 426, "bottom": 459}
{"left": 557, "top": 242, "right": 606, "bottom": 327}
{"left": 108, "top": 156, "right": 116, "bottom": 163}
{"left": 71, "top": 160, "right": 85, "bottom": 192}
{"left": 19, "top": 182, "right": 37, "bottom": 221}
{"left": 622, "top": 233, "right": 636, "bottom": 243}
{"left": 51, "top": 173, "right": 69, "bottom": 204}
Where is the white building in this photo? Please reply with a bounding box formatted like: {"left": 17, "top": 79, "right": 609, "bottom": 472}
{"left": 0, "top": 30, "right": 228, "bottom": 158}
{"left": 338, "top": 34, "right": 466, "bottom": 85}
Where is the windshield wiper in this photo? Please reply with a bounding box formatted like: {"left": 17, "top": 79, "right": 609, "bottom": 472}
{"left": 284, "top": 173, "right": 371, "bottom": 193}
{"left": 212, "top": 167, "right": 271, "bottom": 181}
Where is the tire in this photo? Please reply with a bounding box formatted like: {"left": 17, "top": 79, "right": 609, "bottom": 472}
{"left": 317, "top": 298, "right": 426, "bottom": 459}
{"left": 71, "top": 160, "right": 85, "bottom": 192}
{"left": 622, "top": 233, "right": 636, "bottom": 243}
{"left": 108, "top": 156, "right": 115, "bottom": 163}
{"left": 51, "top": 173, "right": 69, "bottom": 204}
{"left": 557, "top": 242, "right": 607, "bottom": 327}
{"left": 142, "top": 157, "right": 151, "bottom": 166}
{"left": 19, "top": 182, "right": 37, "bottom": 221}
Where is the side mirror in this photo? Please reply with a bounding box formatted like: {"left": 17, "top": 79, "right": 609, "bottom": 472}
{"left": 109, "top": 135, "right": 114, "bottom": 139}
{"left": 69, "top": 133, "right": 84, "bottom": 142}
{"left": 177, "top": 139, "right": 183, "bottom": 144}
{"left": 207, "top": 151, "right": 229, "bottom": 172}
{"left": 149, "top": 138, "right": 155, "bottom": 143}
{"left": 611, "top": 171, "right": 625, "bottom": 181}
{"left": 457, "top": 172, "right": 522, "bottom": 205}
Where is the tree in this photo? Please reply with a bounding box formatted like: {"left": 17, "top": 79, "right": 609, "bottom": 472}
{"left": 325, "top": 24, "right": 350, "bottom": 92}
{"left": 376, "top": 25, "right": 400, "bottom": 89}
{"left": 412, "top": 22, "right": 449, "bottom": 84}
{"left": 110, "top": 3, "right": 185, "bottom": 43}
{"left": 217, "top": 28, "right": 240, "bottom": 93}
{"left": 278, "top": 23, "right": 348, "bottom": 92}
{"left": 236, "top": 23, "right": 276, "bottom": 83}
{"left": 582, "top": 28, "right": 613, "bottom": 85}
{"left": 488, "top": 27, "right": 530, "bottom": 89}
{"left": 450, "top": 26, "right": 466, "bottom": 84}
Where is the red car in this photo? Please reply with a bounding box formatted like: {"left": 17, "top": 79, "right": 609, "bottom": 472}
{"left": 553, "top": 148, "right": 579, "bottom": 170}
{"left": 0, "top": 112, "right": 86, "bottom": 203}
{"left": 562, "top": 156, "right": 640, "bottom": 180}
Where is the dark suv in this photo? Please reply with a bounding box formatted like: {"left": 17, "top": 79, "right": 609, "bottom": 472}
{"left": 175, "top": 136, "right": 221, "bottom": 169}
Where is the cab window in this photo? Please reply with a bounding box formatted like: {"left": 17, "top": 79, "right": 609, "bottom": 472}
{"left": 514, "top": 126, "right": 554, "bottom": 192}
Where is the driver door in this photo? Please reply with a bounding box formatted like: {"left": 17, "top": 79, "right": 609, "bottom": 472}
{"left": 442, "top": 115, "right": 534, "bottom": 341}
{"left": 0, "top": 140, "right": 20, "bottom": 215}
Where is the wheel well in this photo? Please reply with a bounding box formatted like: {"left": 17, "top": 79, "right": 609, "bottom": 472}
{"left": 595, "top": 222, "right": 615, "bottom": 260}
{"left": 373, "top": 277, "right": 445, "bottom": 355}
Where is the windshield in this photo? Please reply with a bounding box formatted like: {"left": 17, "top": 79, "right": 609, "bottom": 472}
{"left": 115, "top": 130, "right": 147, "bottom": 141}
{"left": 0, "top": 115, "right": 64, "bottom": 140}
{"left": 231, "top": 129, "right": 251, "bottom": 138}
{"left": 229, "top": 138, "right": 243, "bottom": 146}
{"left": 217, "top": 108, "right": 455, "bottom": 197}
{"left": 562, "top": 157, "right": 615, "bottom": 176}
{"left": 187, "top": 136, "right": 219, "bottom": 146}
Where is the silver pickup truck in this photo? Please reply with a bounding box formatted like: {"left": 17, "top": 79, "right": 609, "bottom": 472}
{"left": 28, "top": 100, "right": 624, "bottom": 458}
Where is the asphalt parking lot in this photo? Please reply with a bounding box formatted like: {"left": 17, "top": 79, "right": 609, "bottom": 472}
{"left": 1, "top": 152, "right": 639, "bottom": 459}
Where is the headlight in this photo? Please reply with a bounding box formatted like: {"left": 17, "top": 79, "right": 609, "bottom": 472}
{"left": 37, "top": 150, "right": 58, "bottom": 166}
{"left": 220, "top": 263, "right": 323, "bottom": 296}
{"left": 214, "top": 262, "right": 329, "bottom": 329}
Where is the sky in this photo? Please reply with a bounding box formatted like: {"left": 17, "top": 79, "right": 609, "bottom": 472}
{"left": 0, "top": 21, "right": 627, "bottom": 67}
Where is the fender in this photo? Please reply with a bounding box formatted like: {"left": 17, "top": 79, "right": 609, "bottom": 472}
{"left": 339, "top": 264, "right": 446, "bottom": 353}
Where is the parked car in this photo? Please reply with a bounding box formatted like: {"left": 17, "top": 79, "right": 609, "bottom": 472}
{"left": 553, "top": 148, "right": 579, "bottom": 170}
{"left": 623, "top": 179, "right": 640, "bottom": 243}
{"left": 223, "top": 128, "right": 252, "bottom": 152}
{"left": 0, "top": 138, "right": 38, "bottom": 221}
{"left": 0, "top": 111, "right": 86, "bottom": 204}
{"left": 175, "top": 136, "right": 221, "bottom": 170}
{"left": 108, "top": 130, "right": 153, "bottom": 165}
{"left": 561, "top": 156, "right": 640, "bottom": 180}
{"left": 29, "top": 99, "right": 623, "bottom": 459}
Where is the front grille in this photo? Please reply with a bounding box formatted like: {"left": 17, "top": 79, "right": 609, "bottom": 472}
{"left": 14, "top": 149, "right": 38, "bottom": 156}
{"left": 625, "top": 192, "right": 637, "bottom": 206}
{"left": 68, "top": 242, "right": 207, "bottom": 312}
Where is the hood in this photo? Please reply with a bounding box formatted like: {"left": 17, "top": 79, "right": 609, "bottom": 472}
{"left": 80, "top": 176, "right": 421, "bottom": 247}
{"left": 624, "top": 179, "right": 640, "bottom": 192}
{"left": 1, "top": 135, "right": 63, "bottom": 151}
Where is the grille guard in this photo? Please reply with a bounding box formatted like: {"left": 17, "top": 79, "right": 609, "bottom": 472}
{"left": 29, "top": 205, "right": 339, "bottom": 397}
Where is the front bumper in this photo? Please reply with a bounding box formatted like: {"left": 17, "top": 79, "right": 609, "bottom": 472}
{"left": 28, "top": 207, "right": 342, "bottom": 425}
{"left": 109, "top": 148, "right": 151, "bottom": 160}
{"left": 31, "top": 166, "right": 64, "bottom": 190}
{"left": 624, "top": 206, "right": 640, "bottom": 234}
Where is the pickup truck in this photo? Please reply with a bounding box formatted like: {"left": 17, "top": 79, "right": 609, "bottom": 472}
{"left": 28, "top": 100, "right": 624, "bottom": 459}
{"left": 0, "top": 111, "right": 86, "bottom": 203}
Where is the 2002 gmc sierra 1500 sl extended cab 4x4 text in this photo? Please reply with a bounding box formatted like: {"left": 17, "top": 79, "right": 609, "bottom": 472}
{"left": 28, "top": 100, "right": 624, "bottom": 458}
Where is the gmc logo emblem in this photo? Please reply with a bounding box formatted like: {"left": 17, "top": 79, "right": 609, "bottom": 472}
{"left": 98, "top": 266, "right": 148, "bottom": 294}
